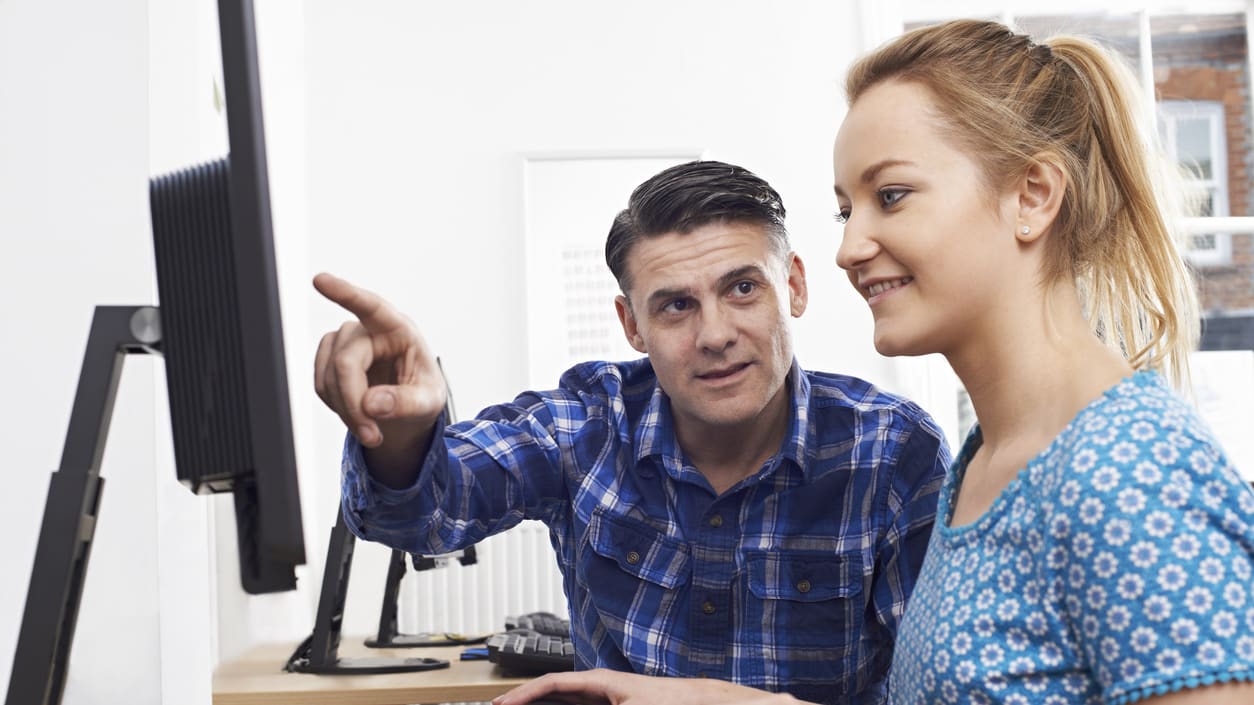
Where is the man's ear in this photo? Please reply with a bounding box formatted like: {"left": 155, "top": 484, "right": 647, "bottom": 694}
{"left": 1016, "top": 155, "right": 1067, "bottom": 243}
{"left": 786, "top": 253, "right": 808, "bottom": 318}
{"left": 615, "top": 294, "right": 647, "bottom": 353}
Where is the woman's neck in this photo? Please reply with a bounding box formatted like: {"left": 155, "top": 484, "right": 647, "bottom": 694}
{"left": 947, "top": 283, "right": 1134, "bottom": 455}
{"left": 941, "top": 283, "right": 1135, "bottom": 528}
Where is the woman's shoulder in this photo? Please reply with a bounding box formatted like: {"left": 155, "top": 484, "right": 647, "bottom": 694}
{"left": 1027, "top": 371, "right": 1253, "bottom": 527}
{"left": 1032, "top": 372, "right": 1254, "bottom": 705}
{"left": 1029, "top": 371, "right": 1242, "bottom": 500}
{"left": 1042, "top": 371, "right": 1212, "bottom": 459}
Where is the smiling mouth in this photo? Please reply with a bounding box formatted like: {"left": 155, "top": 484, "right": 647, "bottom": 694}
{"left": 865, "top": 277, "right": 913, "bottom": 298}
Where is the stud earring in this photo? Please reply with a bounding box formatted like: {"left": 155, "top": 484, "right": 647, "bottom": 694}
{"left": 1020, "top": 225, "right": 1031, "bottom": 235}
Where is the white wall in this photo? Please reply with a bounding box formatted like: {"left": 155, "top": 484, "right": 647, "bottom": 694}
{"left": 0, "top": 1, "right": 163, "bottom": 703}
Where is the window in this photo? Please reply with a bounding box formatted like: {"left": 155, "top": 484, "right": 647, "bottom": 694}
{"left": 1160, "top": 100, "right": 1230, "bottom": 263}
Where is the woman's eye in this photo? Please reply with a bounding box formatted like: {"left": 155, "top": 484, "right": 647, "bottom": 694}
{"left": 834, "top": 209, "right": 850, "bottom": 224}
{"left": 878, "top": 188, "right": 909, "bottom": 209}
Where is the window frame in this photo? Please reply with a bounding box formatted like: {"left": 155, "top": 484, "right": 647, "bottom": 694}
{"left": 1159, "top": 99, "right": 1232, "bottom": 265}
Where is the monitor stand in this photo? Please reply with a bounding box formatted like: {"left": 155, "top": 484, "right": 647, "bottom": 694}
{"left": 6, "top": 306, "right": 162, "bottom": 705}
{"left": 365, "top": 546, "right": 482, "bottom": 648}
{"left": 284, "top": 507, "right": 449, "bottom": 674}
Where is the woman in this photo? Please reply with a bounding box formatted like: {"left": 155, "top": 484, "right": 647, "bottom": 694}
{"left": 497, "top": 19, "right": 1254, "bottom": 705}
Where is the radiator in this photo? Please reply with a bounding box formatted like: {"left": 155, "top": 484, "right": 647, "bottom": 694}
{"left": 398, "top": 519, "right": 569, "bottom": 636}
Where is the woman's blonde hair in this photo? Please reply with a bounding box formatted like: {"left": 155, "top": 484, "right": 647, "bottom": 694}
{"left": 845, "top": 19, "right": 1199, "bottom": 387}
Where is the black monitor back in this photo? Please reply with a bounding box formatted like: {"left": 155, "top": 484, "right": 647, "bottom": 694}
{"left": 148, "top": 0, "right": 305, "bottom": 594}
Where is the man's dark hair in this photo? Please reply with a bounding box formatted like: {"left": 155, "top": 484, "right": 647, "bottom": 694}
{"left": 605, "top": 160, "right": 790, "bottom": 296}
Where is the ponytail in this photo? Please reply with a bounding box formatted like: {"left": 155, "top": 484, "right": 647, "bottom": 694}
{"left": 1047, "top": 37, "right": 1199, "bottom": 387}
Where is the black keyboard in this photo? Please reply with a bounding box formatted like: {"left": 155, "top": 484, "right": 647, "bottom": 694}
{"left": 504, "top": 611, "right": 570, "bottom": 637}
{"left": 486, "top": 629, "right": 575, "bottom": 676}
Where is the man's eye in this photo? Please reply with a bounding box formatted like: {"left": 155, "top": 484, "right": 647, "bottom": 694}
{"left": 878, "top": 188, "right": 909, "bottom": 208}
{"left": 663, "top": 299, "right": 689, "bottom": 313}
{"left": 733, "top": 281, "right": 756, "bottom": 297}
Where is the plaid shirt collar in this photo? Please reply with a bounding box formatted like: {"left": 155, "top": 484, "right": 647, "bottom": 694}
{"left": 632, "top": 358, "right": 812, "bottom": 484}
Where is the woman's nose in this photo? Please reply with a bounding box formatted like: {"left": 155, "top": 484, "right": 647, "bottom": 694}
{"left": 835, "top": 215, "right": 877, "bottom": 272}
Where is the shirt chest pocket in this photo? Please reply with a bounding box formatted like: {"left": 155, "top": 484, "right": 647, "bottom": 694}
{"left": 576, "top": 508, "right": 692, "bottom": 675}
{"left": 745, "top": 549, "right": 864, "bottom": 654}
{"left": 582, "top": 505, "right": 691, "bottom": 589}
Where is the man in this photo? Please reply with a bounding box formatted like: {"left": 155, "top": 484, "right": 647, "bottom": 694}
{"left": 313, "top": 161, "right": 949, "bottom": 705}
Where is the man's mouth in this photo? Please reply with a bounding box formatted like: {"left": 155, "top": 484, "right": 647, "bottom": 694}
{"left": 697, "top": 362, "right": 751, "bottom": 380}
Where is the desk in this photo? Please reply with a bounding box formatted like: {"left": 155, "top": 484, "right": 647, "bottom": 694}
{"left": 213, "top": 640, "right": 531, "bottom": 705}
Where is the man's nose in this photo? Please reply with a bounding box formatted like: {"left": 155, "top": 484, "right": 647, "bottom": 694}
{"left": 695, "top": 302, "right": 737, "bottom": 353}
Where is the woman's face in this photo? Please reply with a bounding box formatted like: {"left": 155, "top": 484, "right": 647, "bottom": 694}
{"left": 833, "top": 79, "right": 1025, "bottom": 358}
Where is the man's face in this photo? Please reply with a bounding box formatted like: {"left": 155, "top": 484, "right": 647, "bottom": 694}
{"left": 615, "top": 221, "right": 808, "bottom": 438}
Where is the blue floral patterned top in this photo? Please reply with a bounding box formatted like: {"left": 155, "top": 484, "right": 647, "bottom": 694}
{"left": 889, "top": 370, "right": 1254, "bottom": 704}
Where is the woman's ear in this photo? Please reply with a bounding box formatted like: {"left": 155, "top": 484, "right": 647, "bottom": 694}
{"left": 1016, "top": 155, "right": 1067, "bottom": 243}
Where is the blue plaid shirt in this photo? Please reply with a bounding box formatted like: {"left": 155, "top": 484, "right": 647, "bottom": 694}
{"left": 342, "top": 358, "right": 949, "bottom": 705}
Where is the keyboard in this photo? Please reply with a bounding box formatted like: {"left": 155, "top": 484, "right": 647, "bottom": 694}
{"left": 486, "top": 630, "right": 575, "bottom": 675}
{"left": 486, "top": 612, "right": 575, "bottom": 675}
{"left": 504, "top": 611, "right": 569, "bottom": 637}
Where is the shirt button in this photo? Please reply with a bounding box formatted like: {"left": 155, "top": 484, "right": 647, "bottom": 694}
{"left": 708, "top": 514, "right": 723, "bottom": 528}
{"left": 626, "top": 551, "right": 641, "bottom": 565}
{"left": 796, "top": 579, "right": 812, "bottom": 594}
{"left": 702, "top": 601, "right": 716, "bottom": 615}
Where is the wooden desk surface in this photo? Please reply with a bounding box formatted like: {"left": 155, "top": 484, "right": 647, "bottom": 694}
{"left": 213, "top": 639, "right": 531, "bottom": 705}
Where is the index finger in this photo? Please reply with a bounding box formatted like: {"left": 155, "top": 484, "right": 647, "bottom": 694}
{"left": 313, "top": 272, "right": 409, "bottom": 332}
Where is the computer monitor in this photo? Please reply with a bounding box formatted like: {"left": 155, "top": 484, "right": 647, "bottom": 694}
{"left": 6, "top": 1, "right": 304, "bottom": 703}
{"left": 148, "top": 0, "right": 305, "bottom": 594}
